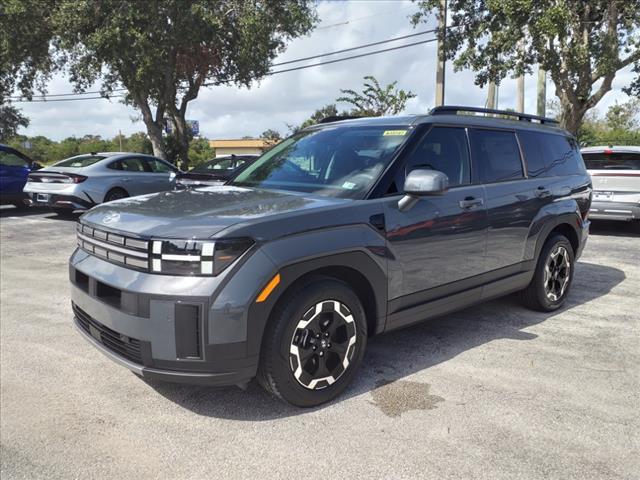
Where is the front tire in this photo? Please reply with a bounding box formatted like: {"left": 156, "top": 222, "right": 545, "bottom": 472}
{"left": 520, "top": 234, "right": 575, "bottom": 311}
{"left": 257, "top": 277, "right": 368, "bottom": 407}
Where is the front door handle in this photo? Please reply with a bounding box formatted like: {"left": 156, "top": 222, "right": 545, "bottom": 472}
{"left": 459, "top": 196, "right": 483, "bottom": 209}
{"left": 535, "top": 186, "right": 551, "bottom": 198}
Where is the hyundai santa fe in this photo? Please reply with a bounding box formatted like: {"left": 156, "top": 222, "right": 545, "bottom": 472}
{"left": 69, "top": 106, "right": 591, "bottom": 407}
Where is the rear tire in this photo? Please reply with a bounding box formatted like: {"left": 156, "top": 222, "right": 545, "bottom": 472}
{"left": 104, "top": 188, "right": 129, "bottom": 203}
{"left": 257, "top": 277, "right": 368, "bottom": 407}
{"left": 520, "top": 234, "right": 575, "bottom": 312}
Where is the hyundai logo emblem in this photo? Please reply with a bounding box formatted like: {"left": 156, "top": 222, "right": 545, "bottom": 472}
{"left": 102, "top": 212, "right": 121, "bottom": 224}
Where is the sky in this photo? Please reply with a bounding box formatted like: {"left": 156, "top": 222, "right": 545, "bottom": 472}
{"left": 16, "top": 0, "right": 638, "bottom": 141}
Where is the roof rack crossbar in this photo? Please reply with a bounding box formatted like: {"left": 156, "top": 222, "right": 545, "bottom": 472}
{"left": 318, "top": 115, "right": 362, "bottom": 124}
{"left": 429, "top": 105, "right": 559, "bottom": 125}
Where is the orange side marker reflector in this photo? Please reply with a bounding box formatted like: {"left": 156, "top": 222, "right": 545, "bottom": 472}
{"left": 256, "top": 273, "right": 281, "bottom": 303}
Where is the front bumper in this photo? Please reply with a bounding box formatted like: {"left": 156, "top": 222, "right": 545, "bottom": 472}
{"left": 589, "top": 201, "right": 640, "bottom": 221}
{"left": 69, "top": 245, "right": 277, "bottom": 386}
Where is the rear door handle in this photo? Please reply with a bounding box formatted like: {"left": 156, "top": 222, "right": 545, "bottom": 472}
{"left": 459, "top": 196, "right": 484, "bottom": 209}
{"left": 535, "top": 186, "right": 551, "bottom": 198}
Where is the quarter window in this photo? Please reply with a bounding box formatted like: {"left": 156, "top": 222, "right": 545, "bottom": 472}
{"left": 403, "top": 127, "right": 471, "bottom": 187}
{"left": 518, "top": 131, "right": 585, "bottom": 176}
{"left": 468, "top": 129, "right": 523, "bottom": 183}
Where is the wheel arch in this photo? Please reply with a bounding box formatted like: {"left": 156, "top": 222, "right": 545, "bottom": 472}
{"left": 246, "top": 251, "right": 387, "bottom": 358}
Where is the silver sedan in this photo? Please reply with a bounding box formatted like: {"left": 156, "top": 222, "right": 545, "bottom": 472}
{"left": 23, "top": 152, "right": 179, "bottom": 213}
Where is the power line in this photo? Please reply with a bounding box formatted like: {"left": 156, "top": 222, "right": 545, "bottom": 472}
{"left": 272, "top": 29, "right": 437, "bottom": 66}
{"left": 12, "top": 35, "right": 437, "bottom": 103}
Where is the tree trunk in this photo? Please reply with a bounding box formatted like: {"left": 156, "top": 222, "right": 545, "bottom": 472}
{"left": 559, "top": 101, "right": 587, "bottom": 137}
{"left": 145, "top": 121, "right": 167, "bottom": 160}
{"left": 170, "top": 112, "right": 191, "bottom": 170}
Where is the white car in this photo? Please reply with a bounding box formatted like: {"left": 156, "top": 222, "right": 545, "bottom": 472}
{"left": 24, "top": 152, "right": 180, "bottom": 214}
{"left": 582, "top": 146, "right": 640, "bottom": 222}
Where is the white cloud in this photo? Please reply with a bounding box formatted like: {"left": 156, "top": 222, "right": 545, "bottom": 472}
{"left": 17, "top": 0, "right": 638, "bottom": 141}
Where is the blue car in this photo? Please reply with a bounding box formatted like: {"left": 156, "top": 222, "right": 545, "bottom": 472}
{"left": 0, "top": 144, "right": 41, "bottom": 208}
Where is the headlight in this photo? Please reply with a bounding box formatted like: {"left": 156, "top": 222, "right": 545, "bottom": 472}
{"left": 149, "top": 238, "right": 253, "bottom": 276}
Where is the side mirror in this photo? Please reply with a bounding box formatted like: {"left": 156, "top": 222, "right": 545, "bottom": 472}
{"left": 398, "top": 168, "right": 449, "bottom": 212}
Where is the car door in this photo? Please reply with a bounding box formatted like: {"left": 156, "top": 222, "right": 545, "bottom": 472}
{"left": 383, "top": 126, "right": 488, "bottom": 325}
{"left": 143, "top": 158, "right": 178, "bottom": 191}
{"left": 468, "top": 128, "right": 538, "bottom": 272}
{"left": 0, "top": 148, "right": 30, "bottom": 197}
{"left": 115, "top": 157, "right": 157, "bottom": 196}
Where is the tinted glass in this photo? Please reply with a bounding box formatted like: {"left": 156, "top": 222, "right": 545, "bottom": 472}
{"left": 232, "top": 126, "right": 409, "bottom": 199}
{"left": 403, "top": 127, "right": 470, "bottom": 187}
{"left": 54, "top": 155, "right": 105, "bottom": 168}
{"left": 194, "top": 157, "right": 236, "bottom": 173}
{"left": 146, "top": 158, "right": 174, "bottom": 173}
{"left": 582, "top": 152, "right": 640, "bottom": 170}
{"left": 519, "top": 131, "right": 585, "bottom": 176}
{"left": 119, "top": 158, "right": 147, "bottom": 172}
{"left": 469, "top": 129, "right": 523, "bottom": 183}
{"left": 0, "top": 151, "right": 28, "bottom": 167}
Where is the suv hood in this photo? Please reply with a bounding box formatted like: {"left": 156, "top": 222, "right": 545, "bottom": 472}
{"left": 80, "top": 186, "right": 350, "bottom": 238}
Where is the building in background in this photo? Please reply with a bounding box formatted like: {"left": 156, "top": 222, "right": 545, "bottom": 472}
{"left": 209, "top": 139, "right": 272, "bottom": 157}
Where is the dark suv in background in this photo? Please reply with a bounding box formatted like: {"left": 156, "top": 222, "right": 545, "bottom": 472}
{"left": 69, "top": 106, "right": 591, "bottom": 407}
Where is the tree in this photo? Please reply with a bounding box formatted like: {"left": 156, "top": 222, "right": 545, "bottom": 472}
{"left": 411, "top": 0, "right": 640, "bottom": 135}
{"left": 0, "top": 105, "right": 30, "bottom": 141}
{"left": 337, "top": 76, "right": 416, "bottom": 116}
{"left": 261, "top": 129, "right": 282, "bottom": 142}
{"left": 55, "top": 0, "right": 317, "bottom": 166}
{"left": 605, "top": 99, "right": 640, "bottom": 131}
{"left": 290, "top": 104, "right": 340, "bottom": 133}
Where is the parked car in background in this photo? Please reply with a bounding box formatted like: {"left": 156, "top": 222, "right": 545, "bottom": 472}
{"left": 0, "top": 144, "right": 41, "bottom": 208}
{"left": 582, "top": 146, "right": 640, "bottom": 222}
{"left": 175, "top": 154, "right": 259, "bottom": 189}
{"left": 70, "top": 106, "right": 590, "bottom": 407}
{"left": 24, "top": 152, "right": 179, "bottom": 214}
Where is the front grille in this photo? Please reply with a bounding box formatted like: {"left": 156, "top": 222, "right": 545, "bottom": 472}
{"left": 73, "top": 303, "right": 143, "bottom": 364}
{"left": 76, "top": 223, "right": 149, "bottom": 271}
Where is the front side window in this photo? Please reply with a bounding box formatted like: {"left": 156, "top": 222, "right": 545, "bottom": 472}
{"left": 146, "top": 158, "right": 174, "bottom": 173}
{"left": 469, "top": 129, "right": 523, "bottom": 183}
{"left": 403, "top": 126, "right": 471, "bottom": 188}
{"left": 54, "top": 155, "right": 105, "bottom": 168}
{"left": 231, "top": 126, "right": 409, "bottom": 199}
{"left": 0, "top": 151, "right": 28, "bottom": 168}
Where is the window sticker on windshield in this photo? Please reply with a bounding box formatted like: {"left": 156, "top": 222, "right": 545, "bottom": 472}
{"left": 342, "top": 181, "right": 357, "bottom": 189}
{"left": 383, "top": 130, "right": 408, "bottom": 136}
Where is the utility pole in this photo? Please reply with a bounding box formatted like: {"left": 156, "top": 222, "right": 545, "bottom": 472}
{"left": 486, "top": 81, "right": 496, "bottom": 109}
{"left": 434, "top": 0, "right": 447, "bottom": 107}
{"left": 516, "top": 40, "right": 525, "bottom": 113}
{"left": 118, "top": 129, "right": 123, "bottom": 151}
{"left": 537, "top": 67, "right": 546, "bottom": 117}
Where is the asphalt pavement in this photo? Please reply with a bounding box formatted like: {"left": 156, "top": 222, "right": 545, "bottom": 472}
{"left": 1, "top": 206, "right": 638, "bottom": 479}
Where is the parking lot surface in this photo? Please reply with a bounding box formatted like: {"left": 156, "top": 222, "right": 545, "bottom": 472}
{"left": 1, "top": 207, "right": 639, "bottom": 479}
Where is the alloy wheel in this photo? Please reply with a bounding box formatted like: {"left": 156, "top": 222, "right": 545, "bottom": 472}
{"left": 289, "top": 300, "right": 357, "bottom": 390}
{"left": 544, "top": 245, "right": 571, "bottom": 302}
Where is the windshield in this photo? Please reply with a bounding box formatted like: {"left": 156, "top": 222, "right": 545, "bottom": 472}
{"left": 54, "top": 155, "right": 105, "bottom": 168}
{"left": 231, "top": 126, "right": 410, "bottom": 198}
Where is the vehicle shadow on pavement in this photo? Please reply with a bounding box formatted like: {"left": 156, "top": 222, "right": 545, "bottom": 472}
{"left": 0, "top": 206, "right": 48, "bottom": 218}
{"left": 590, "top": 220, "right": 639, "bottom": 238}
{"left": 145, "top": 261, "right": 625, "bottom": 419}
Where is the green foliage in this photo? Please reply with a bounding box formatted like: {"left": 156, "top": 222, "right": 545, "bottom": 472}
{"left": 337, "top": 76, "right": 416, "bottom": 116}
{"left": 54, "top": 0, "right": 317, "bottom": 165}
{"left": 187, "top": 137, "right": 215, "bottom": 168}
{"left": 261, "top": 129, "right": 282, "bottom": 142}
{"left": 411, "top": 0, "right": 640, "bottom": 134}
{"left": 0, "top": 104, "right": 30, "bottom": 141}
{"left": 5, "top": 132, "right": 156, "bottom": 164}
{"left": 290, "top": 104, "right": 341, "bottom": 133}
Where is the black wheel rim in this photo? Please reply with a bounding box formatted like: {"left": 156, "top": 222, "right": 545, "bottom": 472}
{"left": 108, "top": 191, "right": 126, "bottom": 201}
{"left": 544, "top": 245, "right": 571, "bottom": 302}
{"left": 289, "top": 300, "right": 357, "bottom": 390}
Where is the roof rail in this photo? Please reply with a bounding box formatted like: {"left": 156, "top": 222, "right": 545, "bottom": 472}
{"left": 429, "top": 105, "right": 559, "bottom": 125}
{"left": 318, "top": 115, "right": 362, "bottom": 124}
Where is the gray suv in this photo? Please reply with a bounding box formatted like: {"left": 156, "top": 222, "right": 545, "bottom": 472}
{"left": 69, "top": 106, "right": 591, "bottom": 407}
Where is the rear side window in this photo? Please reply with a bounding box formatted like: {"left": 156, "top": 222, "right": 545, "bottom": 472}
{"left": 0, "top": 151, "right": 28, "bottom": 167}
{"left": 468, "top": 129, "right": 523, "bottom": 183}
{"left": 402, "top": 127, "right": 471, "bottom": 187}
{"left": 582, "top": 152, "right": 640, "bottom": 170}
{"left": 109, "top": 158, "right": 147, "bottom": 172}
{"left": 519, "top": 131, "right": 585, "bottom": 176}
